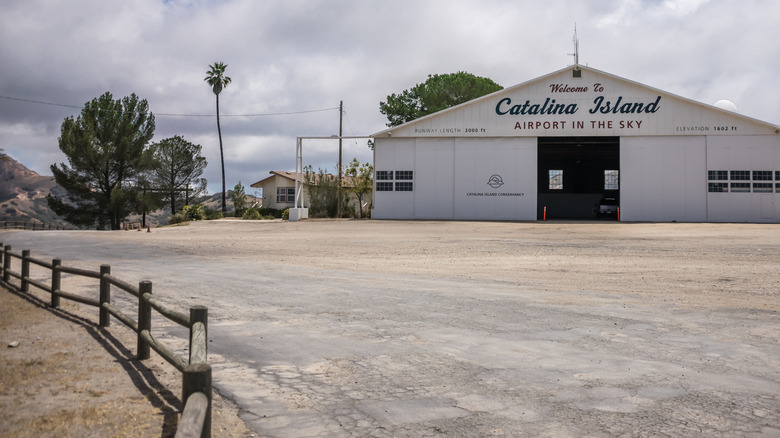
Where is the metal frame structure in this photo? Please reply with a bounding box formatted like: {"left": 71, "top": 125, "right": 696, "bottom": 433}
{"left": 291, "top": 136, "right": 372, "bottom": 221}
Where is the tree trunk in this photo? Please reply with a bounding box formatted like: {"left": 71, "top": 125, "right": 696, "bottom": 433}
{"left": 216, "top": 93, "right": 226, "bottom": 213}
{"left": 170, "top": 174, "right": 176, "bottom": 215}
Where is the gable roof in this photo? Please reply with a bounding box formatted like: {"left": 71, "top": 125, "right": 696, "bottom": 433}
{"left": 250, "top": 170, "right": 358, "bottom": 188}
{"left": 372, "top": 64, "right": 779, "bottom": 138}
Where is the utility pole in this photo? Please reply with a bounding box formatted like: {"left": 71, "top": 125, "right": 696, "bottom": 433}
{"left": 337, "top": 100, "right": 343, "bottom": 218}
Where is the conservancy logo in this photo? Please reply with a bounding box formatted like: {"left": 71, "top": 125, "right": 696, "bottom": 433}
{"left": 466, "top": 174, "right": 523, "bottom": 197}
{"left": 487, "top": 174, "right": 504, "bottom": 189}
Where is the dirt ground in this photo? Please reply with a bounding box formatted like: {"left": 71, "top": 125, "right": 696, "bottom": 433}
{"left": 0, "top": 284, "right": 255, "bottom": 437}
{"left": 116, "top": 219, "right": 780, "bottom": 312}
{"left": 1, "top": 219, "right": 780, "bottom": 436}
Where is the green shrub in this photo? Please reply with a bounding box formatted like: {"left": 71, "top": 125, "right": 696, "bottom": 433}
{"left": 168, "top": 213, "right": 187, "bottom": 225}
{"left": 341, "top": 202, "right": 356, "bottom": 218}
{"left": 257, "top": 207, "right": 283, "bottom": 218}
{"left": 303, "top": 166, "right": 339, "bottom": 217}
{"left": 242, "top": 207, "right": 261, "bottom": 220}
{"left": 182, "top": 205, "right": 205, "bottom": 221}
{"left": 231, "top": 182, "right": 247, "bottom": 217}
{"left": 204, "top": 208, "right": 223, "bottom": 220}
{"left": 282, "top": 208, "right": 290, "bottom": 220}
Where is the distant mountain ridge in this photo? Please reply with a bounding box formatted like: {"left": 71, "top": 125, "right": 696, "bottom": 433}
{"left": 1, "top": 153, "right": 257, "bottom": 229}
{"left": 0, "top": 154, "right": 70, "bottom": 227}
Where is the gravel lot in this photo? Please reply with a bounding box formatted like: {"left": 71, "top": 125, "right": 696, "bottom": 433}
{"left": 2, "top": 219, "right": 780, "bottom": 437}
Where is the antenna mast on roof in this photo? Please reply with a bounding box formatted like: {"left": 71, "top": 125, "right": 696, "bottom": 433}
{"left": 568, "top": 24, "right": 580, "bottom": 65}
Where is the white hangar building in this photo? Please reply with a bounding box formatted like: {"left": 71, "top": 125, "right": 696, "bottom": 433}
{"left": 370, "top": 65, "right": 780, "bottom": 222}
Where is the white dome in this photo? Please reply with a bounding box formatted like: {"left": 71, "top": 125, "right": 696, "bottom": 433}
{"left": 713, "top": 99, "right": 738, "bottom": 112}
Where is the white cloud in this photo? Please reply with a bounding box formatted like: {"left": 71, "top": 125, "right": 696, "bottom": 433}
{"left": 660, "top": 0, "right": 710, "bottom": 17}
{"left": 2, "top": 0, "right": 778, "bottom": 195}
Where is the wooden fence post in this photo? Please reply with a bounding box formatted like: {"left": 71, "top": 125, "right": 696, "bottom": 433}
{"left": 2, "top": 245, "right": 11, "bottom": 282}
{"left": 137, "top": 280, "right": 152, "bottom": 360}
{"left": 182, "top": 362, "right": 212, "bottom": 438}
{"left": 99, "top": 264, "right": 111, "bottom": 327}
{"left": 190, "top": 306, "right": 208, "bottom": 364}
{"left": 21, "top": 250, "right": 30, "bottom": 292}
{"left": 51, "top": 258, "right": 61, "bottom": 308}
{"left": 0, "top": 242, "right": 4, "bottom": 278}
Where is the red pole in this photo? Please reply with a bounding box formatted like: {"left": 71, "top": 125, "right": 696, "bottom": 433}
{"left": 543, "top": 206, "right": 547, "bottom": 221}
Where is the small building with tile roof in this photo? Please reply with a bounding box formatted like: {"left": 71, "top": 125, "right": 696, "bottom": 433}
{"left": 251, "top": 170, "right": 372, "bottom": 216}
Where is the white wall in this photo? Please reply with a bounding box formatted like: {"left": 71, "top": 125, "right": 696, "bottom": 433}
{"left": 376, "top": 134, "right": 780, "bottom": 223}
{"left": 373, "top": 137, "right": 537, "bottom": 220}
{"left": 373, "top": 139, "right": 415, "bottom": 219}
{"left": 706, "top": 135, "right": 780, "bottom": 222}
{"left": 412, "top": 139, "right": 455, "bottom": 219}
{"left": 452, "top": 138, "right": 537, "bottom": 220}
{"left": 621, "top": 136, "right": 707, "bottom": 222}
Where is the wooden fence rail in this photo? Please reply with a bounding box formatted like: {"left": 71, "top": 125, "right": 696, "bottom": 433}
{"left": 0, "top": 242, "right": 211, "bottom": 438}
{"left": 2, "top": 220, "right": 147, "bottom": 232}
{"left": 2, "top": 221, "right": 69, "bottom": 231}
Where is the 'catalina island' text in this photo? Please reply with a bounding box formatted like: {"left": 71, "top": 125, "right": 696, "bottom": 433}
{"left": 495, "top": 96, "right": 662, "bottom": 116}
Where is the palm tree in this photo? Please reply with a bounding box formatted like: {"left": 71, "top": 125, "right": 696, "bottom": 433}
{"left": 204, "top": 62, "right": 232, "bottom": 213}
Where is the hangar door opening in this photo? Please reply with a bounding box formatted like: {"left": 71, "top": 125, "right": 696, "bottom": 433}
{"left": 537, "top": 136, "right": 620, "bottom": 219}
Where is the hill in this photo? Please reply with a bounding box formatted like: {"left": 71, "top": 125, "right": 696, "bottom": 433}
{"left": 0, "top": 153, "right": 261, "bottom": 229}
{"left": 0, "top": 154, "right": 70, "bottom": 227}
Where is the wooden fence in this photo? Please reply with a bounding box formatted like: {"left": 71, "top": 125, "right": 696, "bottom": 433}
{"left": 2, "top": 221, "right": 70, "bottom": 231}
{"left": 3, "top": 220, "right": 148, "bottom": 231}
{"left": 0, "top": 242, "right": 211, "bottom": 438}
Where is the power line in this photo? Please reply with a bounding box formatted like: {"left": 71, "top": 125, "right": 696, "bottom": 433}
{"left": 342, "top": 109, "right": 372, "bottom": 154}
{"left": 157, "top": 107, "right": 339, "bottom": 117}
{"left": 0, "top": 95, "right": 82, "bottom": 109}
{"left": 0, "top": 95, "right": 339, "bottom": 117}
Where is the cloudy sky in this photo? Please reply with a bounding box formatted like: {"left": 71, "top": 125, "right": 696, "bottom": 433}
{"left": 2, "top": 0, "right": 778, "bottom": 195}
